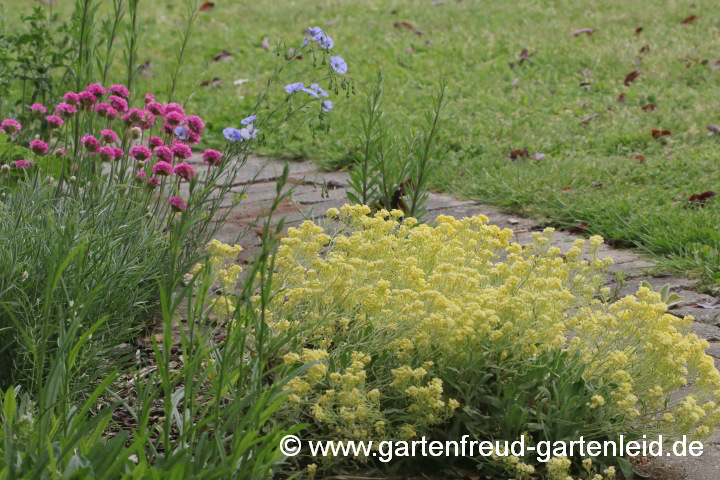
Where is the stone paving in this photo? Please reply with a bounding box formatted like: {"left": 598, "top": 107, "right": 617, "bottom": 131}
{"left": 194, "top": 154, "right": 720, "bottom": 480}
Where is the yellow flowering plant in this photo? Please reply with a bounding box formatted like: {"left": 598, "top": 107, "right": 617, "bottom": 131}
{"left": 192, "top": 205, "right": 720, "bottom": 477}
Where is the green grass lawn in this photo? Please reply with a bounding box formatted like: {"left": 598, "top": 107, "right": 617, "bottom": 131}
{"left": 3, "top": 0, "right": 719, "bottom": 284}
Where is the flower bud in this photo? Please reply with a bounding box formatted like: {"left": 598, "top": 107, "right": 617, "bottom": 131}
{"left": 1, "top": 164, "right": 10, "bottom": 174}
{"left": 130, "top": 126, "right": 142, "bottom": 139}
{"left": 69, "top": 176, "right": 77, "bottom": 183}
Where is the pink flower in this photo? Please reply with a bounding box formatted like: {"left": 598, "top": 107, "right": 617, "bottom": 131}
{"left": 78, "top": 90, "right": 97, "bottom": 108}
{"left": 108, "top": 84, "right": 130, "bottom": 99}
{"left": 149, "top": 136, "right": 164, "bottom": 148}
{"left": 187, "top": 130, "right": 201, "bottom": 144}
{"left": 29, "top": 103, "right": 47, "bottom": 115}
{"left": 106, "top": 107, "right": 118, "bottom": 120}
{"left": 165, "top": 103, "right": 184, "bottom": 116}
{"left": 162, "top": 120, "right": 174, "bottom": 135}
{"left": 147, "top": 102, "right": 165, "bottom": 116}
{"left": 171, "top": 142, "right": 192, "bottom": 160}
{"left": 185, "top": 115, "right": 205, "bottom": 134}
{"left": 144, "top": 93, "right": 154, "bottom": 105}
{"left": 1, "top": 119, "right": 22, "bottom": 134}
{"left": 86, "top": 83, "right": 107, "bottom": 98}
{"left": 54, "top": 148, "right": 67, "bottom": 158}
{"left": 153, "top": 146, "right": 173, "bottom": 163}
{"left": 165, "top": 111, "right": 184, "bottom": 126}
{"left": 128, "top": 108, "right": 144, "bottom": 123}
{"left": 45, "top": 115, "right": 64, "bottom": 129}
{"left": 135, "top": 170, "right": 148, "bottom": 182}
{"left": 139, "top": 111, "right": 156, "bottom": 130}
{"left": 81, "top": 135, "right": 101, "bottom": 153}
{"left": 203, "top": 149, "right": 224, "bottom": 166}
{"left": 56, "top": 102, "right": 77, "bottom": 118}
{"left": 29, "top": 140, "right": 49, "bottom": 155}
{"left": 152, "top": 160, "right": 173, "bottom": 176}
{"left": 147, "top": 177, "right": 160, "bottom": 188}
{"left": 121, "top": 112, "right": 134, "bottom": 127}
{"left": 100, "top": 129, "right": 119, "bottom": 144}
{"left": 129, "top": 145, "right": 152, "bottom": 161}
{"left": 63, "top": 92, "right": 79, "bottom": 105}
{"left": 108, "top": 95, "right": 129, "bottom": 113}
{"left": 98, "top": 146, "right": 116, "bottom": 161}
{"left": 13, "top": 160, "right": 32, "bottom": 169}
{"left": 112, "top": 147, "right": 125, "bottom": 159}
{"left": 169, "top": 196, "right": 188, "bottom": 212}
{"left": 95, "top": 103, "right": 112, "bottom": 117}
{"left": 173, "top": 162, "right": 196, "bottom": 181}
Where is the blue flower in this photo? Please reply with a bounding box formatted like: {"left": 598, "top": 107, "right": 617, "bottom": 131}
{"left": 323, "top": 101, "right": 333, "bottom": 112}
{"left": 285, "top": 82, "right": 305, "bottom": 94}
{"left": 302, "top": 87, "right": 320, "bottom": 99}
{"left": 308, "top": 26, "right": 323, "bottom": 37}
{"left": 330, "top": 56, "right": 348, "bottom": 74}
{"left": 223, "top": 127, "right": 244, "bottom": 142}
{"left": 241, "top": 114, "right": 256, "bottom": 125}
{"left": 310, "top": 83, "right": 329, "bottom": 98}
{"left": 240, "top": 124, "right": 259, "bottom": 140}
{"left": 315, "top": 33, "right": 334, "bottom": 50}
{"left": 174, "top": 126, "right": 189, "bottom": 140}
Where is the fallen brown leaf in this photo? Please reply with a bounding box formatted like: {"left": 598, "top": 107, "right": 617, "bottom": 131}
{"left": 634, "top": 154, "right": 645, "bottom": 163}
{"left": 580, "top": 113, "right": 601, "bottom": 125}
{"left": 651, "top": 129, "right": 670, "bottom": 139}
{"left": 681, "top": 15, "right": 698, "bottom": 24}
{"left": 617, "top": 93, "right": 627, "bottom": 103}
{"left": 570, "top": 28, "right": 596, "bottom": 37}
{"left": 641, "top": 103, "right": 656, "bottom": 111}
{"left": 508, "top": 148, "right": 529, "bottom": 160}
{"left": 199, "top": 2, "right": 215, "bottom": 11}
{"left": 624, "top": 70, "right": 642, "bottom": 86}
{"left": 635, "top": 26, "right": 644, "bottom": 35}
{"left": 687, "top": 191, "right": 716, "bottom": 206}
{"left": 568, "top": 222, "right": 590, "bottom": 234}
{"left": 639, "top": 45, "right": 651, "bottom": 54}
{"left": 212, "top": 50, "right": 233, "bottom": 62}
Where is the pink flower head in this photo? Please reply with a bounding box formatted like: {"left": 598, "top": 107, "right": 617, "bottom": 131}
{"left": 98, "top": 146, "right": 116, "bottom": 161}
{"left": 108, "top": 95, "right": 129, "bottom": 113}
{"left": 171, "top": 142, "right": 192, "bottom": 160}
{"left": 81, "top": 135, "right": 101, "bottom": 153}
{"left": 108, "top": 84, "right": 130, "bottom": 99}
{"left": 87, "top": 83, "right": 107, "bottom": 99}
{"left": 165, "top": 103, "right": 184, "bottom": 116}
{"left": 153, "top": 146, "right": 173, "bottom": 163}
{"left": 112, "top": 147, "right": 125, "bottom": 159}
{"left": 139, "top": 111, "right": 156, "bottom": 130}
{"left": 149, "top": 136, "right": 164, "bottom": 148}
{"left": 63, "top": 92, "right": 79, "bottom": 105}
{"left": 169, "top": 196, "right": 188, "bottom": 212}
{"left": 162, "top": 119, "right": 174, "bottom": 135}
{"left": 95, "top": 103, "right": 111, "bottom": 117}
{"left": 165, "top": 111, "right": 184, "bottom": 126}
{"left": 187, "top": 130, "right": 201, "bottom": 145}
{"left": 152, "top": 161, "right": 173, "bottom": 176}
{"left": 203, "top": 149, "right": 224, "bottom": 166}
{"left": 29, "top": 103, "right": 47, "bottom": 116}
{"left": 46, "top": 115, "right": 64, "bottom": 129}
{"left": 185, "top": 115, "right": 205, "bottom": 134}
{"left": 29, "top": 140, "right": 49, "bottom": 156}
{"left": 135, "top": 170, "right": 148, "bottom": 182}
{"left": 147, "top": 177, "right": 160, "bottom": 188}
{"left": 13, "top": 160, "right": 32, "bottom": 169}
{"left": 121, "top": 112, "right": 134, "bottom": 127}
{"left": 1, "top": 119, "right": 22, "bottom": 134}
{"left": 129, "top": 145, "right": 152, "bottom": 161}
{"left": 55, "top": 103, "right": 77, "bottom": 118}
{"left": 100, "top": 129, "right": 119, "bottom": 144}
{"left": 106, "top": 107, "right": 118, "bottom": 120}
{"left": 78, "top": 90, "right": 97, "bottom": 108}
{"left": 173, "top": 162, "right": 196, "bottom": 181}
{"left": 147, "top": 101, "right": 165, "bottom": 116}
{"left": 144, "top": 93, "right": 155, "bottom": 105}
{"left": 128, "top": 108, "right": 144, "bottom": 124}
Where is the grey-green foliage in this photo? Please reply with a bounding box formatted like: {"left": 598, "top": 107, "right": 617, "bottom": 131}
{"left": 346, "top": 71, "right": 447, "bottom": 219}
{"left": 0, "top": 178, "right": 169, "bottom": 392}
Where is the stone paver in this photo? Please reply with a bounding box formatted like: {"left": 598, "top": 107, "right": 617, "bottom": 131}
{"left": 207, "top": 155, "right": 720, "bottom": 480}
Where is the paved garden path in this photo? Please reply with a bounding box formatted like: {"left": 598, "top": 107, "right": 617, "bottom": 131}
{"left": 192, "top": 154, "right": 720, "bottom": 480}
